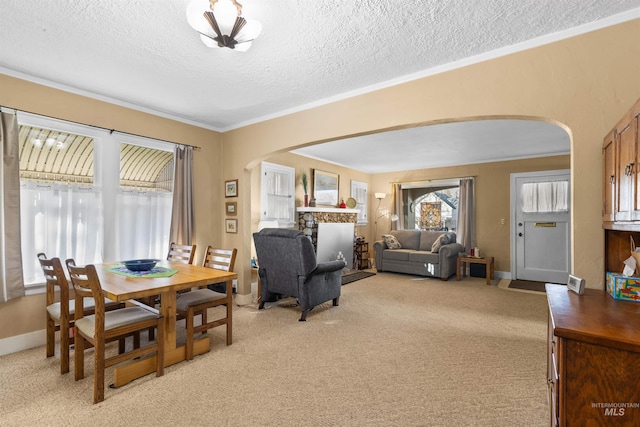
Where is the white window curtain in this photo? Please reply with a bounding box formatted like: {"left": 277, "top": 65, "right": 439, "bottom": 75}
{"left": 350, "top": 180, "right": 368, "bottom": 225}
{"left": 20, "top": 183, "right": 103, "bottom": 285}
{"left": 1, "top": 110, "right": 25, "bottom": 302}
{"left": 260, "top": 162, "right": 295, "bottom": 227}
{"left": 457, "top": 177, "right": 476, "bottom": 251}
{"left": 115, "top": 190, "right": 172, "bottom": 260}
{"left": 521, "top": 181, "right": 568, "bottom": 213}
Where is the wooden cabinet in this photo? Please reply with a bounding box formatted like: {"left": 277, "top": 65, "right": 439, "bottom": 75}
{"left": 353, "top": 241, "right": 369, "bottom": 270}
{"left": 547, "top": 284, "right": 640, "bottom": 426}
{"left": 603, "top": 129, "right": 616, "bottom": 222}
{"left": 604, "top": 97, "right": 640, "bottom": 227}
{"left": 603, "top": 97, "right": 640, "bottom": 275}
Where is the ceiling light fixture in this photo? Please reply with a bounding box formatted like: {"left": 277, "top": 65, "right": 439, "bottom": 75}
{"left": 186, "top": 0, "right": 261, "bottom": 52}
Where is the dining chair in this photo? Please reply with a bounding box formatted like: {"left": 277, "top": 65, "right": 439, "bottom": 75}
{"left": 176, "top": 246, "right": 236, "bottom": 360}
{"left": 167, "top": 242, "right": 197, "bottom": 264}
{"left": 66, "top": 260, "right": 165, "bottom": 404}
{"left": 142, "top": 241, "right": 197, "bottom": 340}
{"left": 38, "top": 253, "right": 125, "bottom": 375}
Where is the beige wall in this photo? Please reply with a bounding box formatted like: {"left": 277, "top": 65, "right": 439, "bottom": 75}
{"left": 2, "top": 18, "right": 640, "bottom": 344}
{"left": 371, "top": 155, "right": 570, "bottom": 273}
{"left": 0, "top": 74, "right": 223, "bottom": 339}
{"left": 224, "top": 18, "right": 640, "bottom": 297}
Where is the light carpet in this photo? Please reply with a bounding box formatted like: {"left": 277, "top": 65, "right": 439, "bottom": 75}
{"left": 0, "top": 273, "right": 549, "bottom": 426}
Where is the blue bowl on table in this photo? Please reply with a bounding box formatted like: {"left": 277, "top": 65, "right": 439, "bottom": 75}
{"left": 122, "top": 259, "right": 160, "bottom": 272}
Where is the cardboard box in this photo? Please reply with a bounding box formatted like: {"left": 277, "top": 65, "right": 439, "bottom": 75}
{"left": 606, "top": 272, "right": 640, "bottom": 302}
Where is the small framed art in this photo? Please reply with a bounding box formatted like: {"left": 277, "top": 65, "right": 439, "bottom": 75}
{"left": 312, "top": 169, "right": 339, "bottom": 206}
{"left": 225, "top": 201, "right": 237, "bottom": 216}
{"left": 225, "top": 218, "right": 238, "bottom": 233}
{"left": 225, "top": 179, "right": 238, "bottom": 198}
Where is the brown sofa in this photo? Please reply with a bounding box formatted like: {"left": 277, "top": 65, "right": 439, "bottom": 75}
{"left": 373, "top": 230, "right": 463, "bottom": 280}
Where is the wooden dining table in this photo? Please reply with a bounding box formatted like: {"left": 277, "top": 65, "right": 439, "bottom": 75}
{"left": 95, "top": 260, "right": 237, "bottom": 387}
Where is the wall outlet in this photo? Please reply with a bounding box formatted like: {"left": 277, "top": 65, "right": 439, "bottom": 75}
{"left": 500, "top": 218, "right": 505, "bottom": 225}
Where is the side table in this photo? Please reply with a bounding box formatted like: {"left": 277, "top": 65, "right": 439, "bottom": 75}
{"left": 456, "top": 256, "right": 494, "bottom": 285}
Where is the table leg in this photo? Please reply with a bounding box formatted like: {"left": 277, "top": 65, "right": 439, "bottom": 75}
{"left": 456, "top": 258, "right": 462, "bottom": 281}
{"left": 226, "top": 279, "right": 233, "bottom": 346}
{"left": 112, "top": 290, "right": 211, "bottom": 387}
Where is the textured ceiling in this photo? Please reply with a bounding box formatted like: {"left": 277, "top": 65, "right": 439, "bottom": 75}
{"left": 2, "top": 1, "right": 640, "bottom": 172}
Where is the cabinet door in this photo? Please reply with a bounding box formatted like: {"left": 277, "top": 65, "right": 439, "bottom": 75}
{"left": 631, "top": 109, "right": 640, "bottom": 220}
{"left": 603, "top": 130, "right": 616, "bottom": 222}
{"left": 616, "top": 121, "right": 635, "bottom": 221}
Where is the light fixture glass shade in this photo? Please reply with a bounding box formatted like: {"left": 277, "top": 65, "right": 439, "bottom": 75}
{"left": 186, "top": 0, "right": 261, "bottom": 50}
{"left": 375, "top": 192, "right": 386, "bottom": 199}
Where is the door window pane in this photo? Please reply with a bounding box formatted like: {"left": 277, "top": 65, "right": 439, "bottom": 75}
{"left": 521, "top": 181, "right": 568, "bottom": 213}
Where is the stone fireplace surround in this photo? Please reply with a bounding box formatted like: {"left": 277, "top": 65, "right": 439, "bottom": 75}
{"left": 297, "top": 207, "right": 359, "bottom": 248}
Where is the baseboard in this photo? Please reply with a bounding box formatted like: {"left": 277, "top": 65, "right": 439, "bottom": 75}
{"left": 0, "top": 329, "right": 46, "bottom": 356}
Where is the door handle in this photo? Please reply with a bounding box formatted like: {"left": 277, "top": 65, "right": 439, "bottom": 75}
{"left": 518, "top": 223, "right": 523, "bottom": 226}
{"left": 518, "top": 232, "right": 523, "bottom": 237}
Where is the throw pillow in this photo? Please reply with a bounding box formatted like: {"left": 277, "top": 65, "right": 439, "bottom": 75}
{"left": 382, "top": 234, "right": 402, "bottom": 249}
{"left": 431, "top": 234, "right": 451, "bottom": 253}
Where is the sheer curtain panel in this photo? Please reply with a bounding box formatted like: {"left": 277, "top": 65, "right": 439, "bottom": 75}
{"left": 169, "top": 145, "right": 194, "bottom": 246}
{"left": 457, "top": 177, "right": 476, "bottom": 252}
{"left": 1, "top": 111, "right": 25, "bottom": 302}
{"left": 115, "top": 190, "right": 172, "bottom": 260}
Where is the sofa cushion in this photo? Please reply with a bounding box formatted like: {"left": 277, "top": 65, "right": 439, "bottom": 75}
{"left": 382, "top": 249, "right": 412, "bottom": 261}
{"left": 408, "top": 251, "right": 440, "bottom": 264}
{"left": 382, "top": 234, "right": 402, "bottom": 249}
{"left": 431, "top": 234, "right": 451, "bottom": 253}
{"left": 390, "top": 230, "right": 420, "bottom": 250}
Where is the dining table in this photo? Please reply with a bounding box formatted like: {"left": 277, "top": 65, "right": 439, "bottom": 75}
{"left": 95, "top": 260, "right": 237, "bottom": 387}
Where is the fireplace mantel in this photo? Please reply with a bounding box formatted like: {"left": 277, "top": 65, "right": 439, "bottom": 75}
{"left": 296, "top": 207, "right": 359, "bottom": 214}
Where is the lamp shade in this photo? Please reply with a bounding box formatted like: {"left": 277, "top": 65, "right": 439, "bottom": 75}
{"left": 375, "top": 192, "right": 386, "bottom": 200}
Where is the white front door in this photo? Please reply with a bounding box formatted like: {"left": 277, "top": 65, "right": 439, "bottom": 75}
{"left": 511, "top": 170, "right": 571, "bottom": 283}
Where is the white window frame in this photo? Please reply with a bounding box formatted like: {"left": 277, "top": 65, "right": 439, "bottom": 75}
{"left": 260, "top": 161, "right": 295, "bottom": 228}
{"left": 17, "top": 113, "right": 174, "bottom": 292}
{"left": 350, "top": 180, "right": 368, "bottom": 225}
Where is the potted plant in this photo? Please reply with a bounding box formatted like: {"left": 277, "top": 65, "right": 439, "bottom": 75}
{"left": 301, "top": 170, "right": 309, "bottom": 207}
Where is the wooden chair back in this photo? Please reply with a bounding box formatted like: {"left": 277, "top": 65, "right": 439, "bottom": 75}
{"left": 167, "top": 242, "right": 196, "bottom": 264}
{"left": 38, "top": 253, "right": 72, "bottom": 373}
{"left": 65, "top": 260, "right": 106, "bottom": 324}
{"left": 38, "top": 253, "right": 71, "bottom": 316}
{"left": 202, "top": 246, "right": 237, "bottom": 272}
{"left": 65, "top": 259, "right": 164, "bottom": 404}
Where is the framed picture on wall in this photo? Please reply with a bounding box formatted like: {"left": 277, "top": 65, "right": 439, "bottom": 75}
{"left": 225, "top": 202, "right": 237, "bottom": 216}
{"left": 312, "top": 169, "right": 339, "bottom": 206}
{"left": 225, "top": 179, "right": 238, "bottom": 197}
{"left": 225, "top": 218, "right": 238, "bottom": 233}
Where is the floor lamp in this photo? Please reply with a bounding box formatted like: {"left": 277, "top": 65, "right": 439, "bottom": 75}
{"left": 373, "top": 192, "right": 386, "bottom": 242}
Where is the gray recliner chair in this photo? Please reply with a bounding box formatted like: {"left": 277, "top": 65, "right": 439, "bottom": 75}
{"left": 253, "top": 228, "right": 344, "bottom": 321}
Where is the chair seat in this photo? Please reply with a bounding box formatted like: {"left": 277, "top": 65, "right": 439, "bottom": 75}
{"left": 75, "top": 307, "right": 160, "bottom": 339}
{"left": 46, "top": 297, "right": 120, "bottom": 321}
{"left": 176, "top": 289, "right": 226, "bottom": 311}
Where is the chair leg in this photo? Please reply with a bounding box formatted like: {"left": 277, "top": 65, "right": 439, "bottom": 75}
{"left": 46, "top": 316, "right": 56, "bottom": 358}
{"left": 60, "top": 323, "right": 70, "bottom": 374}
{"left": 299, "top": 310, "right": 308, "bottom": 322}
{"left": 258, "top": 301, "right": 265, "bottom": 310}
{"left": 74, "top": 334, "right": 85, "bottom": 381}
{"left": 186, "top": 308, "right": 195, "bottom": 361}
{"left": 94, "top": 338, "right": 105, "bottom": 404}
{"left": 333, "top": 296, "right": 340, "bottom": 306}
{"left": 156, "top": 318, "right": 164, "bottom": 377}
